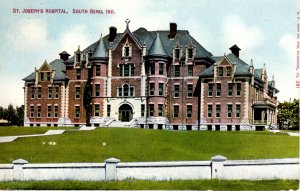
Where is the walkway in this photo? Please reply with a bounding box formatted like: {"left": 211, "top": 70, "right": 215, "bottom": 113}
{"left": 0, "top": 130, "right": 65, "bottom": 143}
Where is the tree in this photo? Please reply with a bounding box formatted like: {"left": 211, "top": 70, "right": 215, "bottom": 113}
{"left": 15, "top": 105, "right": 24, "bottom": 126}
{"left": 277, "top": 99, "right": 299, "bottom": 130}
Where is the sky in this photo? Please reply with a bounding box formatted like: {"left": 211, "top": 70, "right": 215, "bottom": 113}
{"left": 0, "top": 0, "right": 299, "bottom": 107}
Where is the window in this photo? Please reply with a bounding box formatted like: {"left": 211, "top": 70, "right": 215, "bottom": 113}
{"left": 159, "top": 63, "right": 164, "bottom": 75}
{"left": 188, "top": 48, "right": 193, "bottom": 59}
{"left": 149, "top": 64, "right": 155, "bottom": 75}
{"left": 216, "top": 83, "right": 221, "bottom": 97}
{"left": 75, "top": 87, "right": 80, "bottom": 99}
{"left": 40, "top": 73, "right": 44, "bottom": 81}
{"left": 119, "top": 64, "right": 134, "bottom": 76}
{"left": 76, "top": 69, "right": 81, "bottom": 80}
{"left": 173, "top": 105, "right": 179, "bottom": 117}
{"left": 226, "top": 67, "right": 231, "bottom": 76}
{"left": 48, "top": 87, "right": 52, "bottom": 99}
{"left": 228, "top": 83, "right": 233, "bottom": 96}
{"left": 118, "top": 84, "right": 135, "bottom": 97}
{"left": 75, "top": 106, "right": 80, "bottom": 118}
{"left": 174, "top": 85, "right": 179, "bottom": 98}
{"left": 141, "top": 104, "right": 145, "bottom": 117}
{"left": 227, "top": 104, "right": 232, "bottom": 117}
{"left": 159, "top": 83, "right": 164, "bottom": 96}
{"left": 188, "top": 65, "right": 193, "bottom": 76}
{"left": 149, "top": 104, "right": 154, "bottom": 117}
{"left": 95, "top": 84, "right": 100, "bottom": 97}
{"left": 174, "top": 48, "right": 180, "bottom": 59}
{"left": 123, "top": 46, "right": 131, "bottom": 57}
{"left": 187, "top": 84, "right": 193, "bottom": 97}
{"left": 76, "top": 53, "right": 81, "bottom": 62}
{"left": 236, "top": 83, "right": 241, "bottom": 96}
{"left": 55, "top": 87, "right": 59, "bottom": 99}
{"left": 216, "top": 105, "right": 221, "bottom": 117}
{"left": 37, "top": 87, "right": 42, "bottom": 99}
{"left": 107, "top": 105, "right": 111, "bottom": 117}
{"left": 47, "top": 105, "right": 52, "bottom": 118}
{"left": 37, "top": 105, "right": 41, "bottom": 118}
{"left": 236, "top": 104, "right": 241, "bottom": 118}
{"left": 208, "top": 84, "right": 213, "bottom": 97}
{"left": 94, "top": 104, "right": 100, "bottom": 117}
{"left": 158, "top": 104, "right": 164, "bottom": 117}
{"left": 95, "top": 65, "right": 101, "bottom": 76}
{"left": 30, "top": 106, "right": 34, "bottom": 117}
{"left": 31, "top": 87, "right": 35, "bottom": 99}
{"left": 187, "top": 105, "right": 192, "bottom": 118}
{"left": 47, "top": 72, "right": 51, "bottom": 81}
{"left": 174, "top": 65, "right": 180, "bottom": 77}
{"left": 218, "top": 67, "right": 223, "bottom": 76}
{"left": 54, "top": 105, "right": 58, "bottom": 118}
{"left": 149, "top": 83, "right": 155, "bottom": 96}
{"left": 207, "top": 105, "right": 212, "bottom": 118}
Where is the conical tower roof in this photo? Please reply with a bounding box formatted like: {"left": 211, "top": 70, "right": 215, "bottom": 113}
{"left": 148, "top": 33, "right": 168, "bottom": 57}
{"left": 91, "top": 34, "right": 108, "bottom": 60}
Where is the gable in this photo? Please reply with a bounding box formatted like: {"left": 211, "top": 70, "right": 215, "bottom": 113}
{"left": 38, "top": 61, "right": 53, "bottom": 72}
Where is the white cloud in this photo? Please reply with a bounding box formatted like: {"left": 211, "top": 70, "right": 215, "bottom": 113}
{"left": 8, "top": 18, "right": 48, "bottom": 51}
{"left": 222, "top": 15, "right": 265, "bottom": 54}
{"left": 58, "top": 25, "right": 93, "bottom": 54}
{"left": 279, "top": 33, "right": 296, "bottom": 63}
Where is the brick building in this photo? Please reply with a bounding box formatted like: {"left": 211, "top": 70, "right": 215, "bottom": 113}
{"left": 23, "top": 20, "right": 279, "bottom": 130}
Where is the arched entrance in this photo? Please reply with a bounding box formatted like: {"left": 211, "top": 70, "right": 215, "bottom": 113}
{"left": 118, "top": 104, "right": 133, "bottom": 122}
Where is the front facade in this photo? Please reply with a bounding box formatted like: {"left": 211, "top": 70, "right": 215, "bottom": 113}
{"left": 23, "top": 20, "right": 278, "bottom": 130}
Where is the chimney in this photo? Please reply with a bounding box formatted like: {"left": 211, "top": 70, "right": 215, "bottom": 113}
{"left": 168, "top": 22, "right": 177, "bottom": 39}
{"left": 59, "top": 51, "right": 70, "bottom": 61}
{"left": 108, "top": 26, "right": 117, "bottom": 42}
{"left": 229, "top": 44, "right": 241, "bottom": 58}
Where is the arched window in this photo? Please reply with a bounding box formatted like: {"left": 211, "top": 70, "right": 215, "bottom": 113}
{"left": 118, "top": 84, "right": 135, "bottom": 97}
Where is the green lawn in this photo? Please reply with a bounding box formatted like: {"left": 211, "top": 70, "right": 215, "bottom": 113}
{"left": 0, "top": 126, "right": 78, "bottom": 136}
{"left": 0, "top": 179, "right": 298, "bottom": 190}
{"left": 0, "top": 128, "right": 298, "bottom": 163}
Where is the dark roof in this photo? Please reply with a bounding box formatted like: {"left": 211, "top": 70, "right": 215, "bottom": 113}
{"left": 229, "top": 44, "right": 241, "bottom": 51}
{"left": 148, "top": 33, "right": 168, "bottom": 57}
{"left": 23, "top": 59, "right": 67, "bottom": 82}
{"left": 199, "top": 53, "right": 251, "bottom": 77}
{"left": 254, "top": 68, "right": 262, "bottom": 78}
{"left": 91, "top": 35, "right": 108, "bottom": 59}
{"left": 59, "top": 51, "right": 70, "bottom": 56}
{"left": 65, "top": 27, "right": 212, "bottom": 64}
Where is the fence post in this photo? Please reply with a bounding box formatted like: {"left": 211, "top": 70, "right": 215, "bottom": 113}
{"left": 12, "top": 159, "right": 28, "bottom": 181}
{"left": 105, "top": 158, "right": 120, "bottom": 180}
{"left": 211, "top": 155, "right": 226, "bottom": 179}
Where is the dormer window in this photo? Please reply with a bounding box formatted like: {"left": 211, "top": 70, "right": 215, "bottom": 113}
{"left": 226, "top": 67, "right": 231, "bottom": 76}
{"left": 174, "top": 48, "right": 180, "bottom": 59}
{"left": 218, "top": 67, "right": 223, "bottom": 77}
{"left": 47, "top": 72, "right": 51, "bottom": 81}
{"left": 122, "top": 39, "right": 132, "bottom": 57}
{"left": 40, "top": 73, "right": 44, "bottom": 81}
{"left": 188, "top": 48, "right": 193, "bottom": 59}
{"left": 76, "top": 53, "right": 80, "bottom": 62}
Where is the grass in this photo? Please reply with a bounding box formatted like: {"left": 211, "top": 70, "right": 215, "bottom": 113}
{"left": 0, "top": 179, "right": 298, "bottom": 190}
{"left": 0, "top": 128, "right": 298, "bottom": 163}
{"left": 0, "top": 126, "right": 78, "bottom": 136}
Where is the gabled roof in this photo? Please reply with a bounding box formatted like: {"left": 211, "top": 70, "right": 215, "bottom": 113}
{"left": 147, "top": 33, "right": 168, "bottom": 57}
{"left": 65, "top": 26, "right": 213, "bottom": 65}
{"left": 23, "top": 59, "right": 67, "bottom": 82}
{"left": 199, "top": 53, "right": 251, "bottom": 77}
{"left": 91, "top": 35, "right": 108, "bottom": 60}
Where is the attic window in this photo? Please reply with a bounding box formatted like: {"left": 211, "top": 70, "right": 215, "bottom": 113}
{"left": 174, "top": 48, "right": 180, "bottom": 59}
{"left": 76, "top": 53, "right": 81, "bottom": 63}
{"left": 188, "top": 48, "right": 193, "bottom": 59}
{"left": 47, "top": 72, "right": 51, "bottom": 81}
{"left": 123, "top": 44, "right": 132, "bottom": 57}
{"left": 218, "top": 67, "right": 223, "bottom": 77}
{"left": 226, "top": 67, "right": 231, "bottom": 76}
